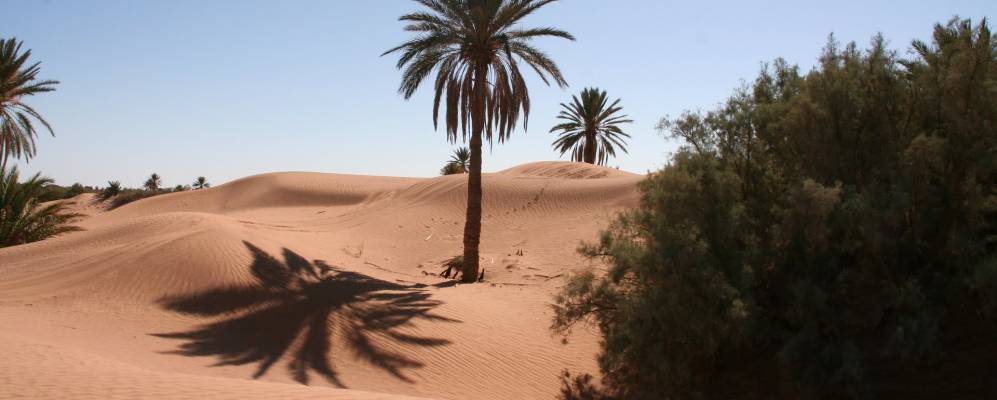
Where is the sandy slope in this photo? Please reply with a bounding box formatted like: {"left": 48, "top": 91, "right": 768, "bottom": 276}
{"left": 0, "top": 161, "right": 642, "bottom": 400}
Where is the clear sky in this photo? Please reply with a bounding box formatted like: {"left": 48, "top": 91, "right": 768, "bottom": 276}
{"left": 1, "top": 0, "right": 993, "bottom": 188}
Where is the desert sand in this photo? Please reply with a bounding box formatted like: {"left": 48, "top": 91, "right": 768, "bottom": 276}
{"left": 0, "top": 161, "right": 642, "bottom": 400}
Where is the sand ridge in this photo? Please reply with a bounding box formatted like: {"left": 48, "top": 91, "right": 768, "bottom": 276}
{"left": 0, "top": 161, "right": 642, "bottom": 400}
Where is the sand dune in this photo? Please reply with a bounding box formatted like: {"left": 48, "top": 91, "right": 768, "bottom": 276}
{"left": 0, "top": 161, "right": 642, "bottom": 400}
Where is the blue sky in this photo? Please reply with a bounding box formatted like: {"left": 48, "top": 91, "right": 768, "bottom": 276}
{"left": 1, "top": 0, "right": 993, "bottom": 187}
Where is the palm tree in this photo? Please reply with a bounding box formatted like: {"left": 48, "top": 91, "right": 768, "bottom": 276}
{"left": 0, "top": 38, "right": 58, "bottom": 172}
{"left": 0, "top": 166, "right": 81, "bottom": 247}
{"left": 144, "top": 173, "right": 161, "bottom": 191}
{"left": 448, "top": 146, "right": 470, "bottom": 173}
{"left": 98, "top": 180, "right": 121, "bottom": 201}
{"left": 385, "top": 0, "right": 573, "bottom": 282}
{"left": 550, "top": 87, "right": 633, "bottom": 165}
{"left": 193, "top": 176, "right": 210, "bottom": 189}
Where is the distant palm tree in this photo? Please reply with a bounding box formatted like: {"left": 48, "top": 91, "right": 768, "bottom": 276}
{"left": 98, "top": 180, "right": 121, "bottom": 201}
{"left": 0, "top": 38, "right": 59, "bottom": 172}
{"left": 144, "top": 173, "right": 161, "bottom": 191}
{"left": 384, "top": 0, "right": 573, "bottom": 282}
{"left": 550, "top": 87, "right": 633, "bottom": 165}
{"left": 193, "top": 176, "right": 210, "bottom": 189}
{"left": 0, "top": 166, "right": 81, "bottom": 247}
{"left": 448, "top": 147, "right": 470, "bottom": 173}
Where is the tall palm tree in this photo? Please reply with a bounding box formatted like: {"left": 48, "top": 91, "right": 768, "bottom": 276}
{"left": 550, "top": 87, "right": 632, "bottom": 165}
{"left": 449, "top": 146, "right": 470, "bottom": 173}
{"left": 144, "top": 173, "right": 161, "bottom": 191}
{"left": 385, "top": 0, "right": 573, "bottom": 282}
{"left": 0, "top": 38, "right": 58, "bottom": 172}
{"left": 193, "top": 176, "right": 210, "bottom": 189}
{"left": 0, "top": 166, "right": 81, "bottom": 247}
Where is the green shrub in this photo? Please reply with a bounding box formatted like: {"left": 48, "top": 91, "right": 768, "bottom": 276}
{"left": 97, "top": 181, "right": 121, "bottom": 201}
{"left": 439, "top": 162, "right": 465, "bottom": 175}
{"left": 553, "top": 18, "right": 997, "bottom": 399}
{"left": 37, "top": 182, "right": 96, "bottom": 202}
{"left": 108, "top": 189, "right": 159, "bottom": 209}
{"left": 64, "top": 183, "right": 86, "bottom": 198}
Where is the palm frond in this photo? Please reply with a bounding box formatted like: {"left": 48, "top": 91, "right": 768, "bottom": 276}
{"left": 0, "top": 38, "right": 58, "bottom": 170}
{"left": 384, "top": 0, "right": 573, "bottom": 144}
{"left": 0, "top": 166, "right": 82, "bottom": 247}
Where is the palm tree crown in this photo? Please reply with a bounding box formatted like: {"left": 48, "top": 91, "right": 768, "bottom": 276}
{"left": 0, "top": 38, "right": 58, "bottom": 171}
{"left": 550, "top": 87, "right": 633, "bottom": 165}
{"left": 193, "top": 176, "right": 210, "bottom": 189}
{"left": 144, "top": 173, "right": 161, "bottom": 191}
{"left": 385, "top": 0, "right": 573, "bottom": 282}
{"left": 384, "top": 0, "right": 574, "bottom": 143}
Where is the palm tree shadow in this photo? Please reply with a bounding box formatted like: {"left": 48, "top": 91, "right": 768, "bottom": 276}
{"left": 152, "top": 241, "right": 458, "bottom": 387}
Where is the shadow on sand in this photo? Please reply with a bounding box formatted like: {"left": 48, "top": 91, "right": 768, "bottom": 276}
{"left": 152, "top": 241, "right": 457, "bottom": 387}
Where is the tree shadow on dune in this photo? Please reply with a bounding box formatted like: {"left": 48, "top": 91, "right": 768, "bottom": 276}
{"left": 152, "top": 241, "right": 457, "bottom": 387}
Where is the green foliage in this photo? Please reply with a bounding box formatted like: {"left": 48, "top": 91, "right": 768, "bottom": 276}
{"left": 143, "top": 173, "right": 161, "bottom": 191}
{"left": 108, "top": 189, "right": 159, "bottom": 209}
{"left": 450, "top": 146, "right": 469, "bottom": 172}
{"left": 97, "top": 181, "right": 121, "bottom": 201}
{"left": 0, "top": 166, "right": 81, "bottom": 247}
{"left": 550, "top": 88, "right": 633, "bottom": 165}
{"left": 553, "top": 18, "right": 997, "bottom": 399}
{"left": 64, "top": 183, "right": 86, "bottom": 198}
{"left": 383, "top": 0, "right": 573, "bottom": 143}
{"left": 440, "top": 162, "right": 465, "bottom": 175}
{"left": 556, "top": 371, "right": 616, "bottom": 400}
{"left": 440, "top": 147, "right": 469, "bottom": 175}
{"left": 0, "top": 38, "right": 58, "bottom": 171}
{"left": 192, "top": 176, "right": 210, "bottom": 189}
{"left": 37, "top": 182, "right": 96, "bottom": 202}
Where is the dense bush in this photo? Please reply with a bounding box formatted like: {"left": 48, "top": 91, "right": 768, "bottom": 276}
{"left": 553, "top": 18, "right": 996, "bottom": 399}
{"left": 440, "top": 162, "right": 465, "bottom": 175}
{"left": 108, "top": 189, "right": 161, "bottom": 209}
{"left": 37, "top": 182, "right": 96, "bottom": 202}
{"left": 97, "top": 181, "right": 121, "bottom": 201}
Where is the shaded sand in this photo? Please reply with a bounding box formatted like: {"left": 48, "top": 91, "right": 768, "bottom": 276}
{"left": 0, "top": 161, "right": 642, "bottom": 400}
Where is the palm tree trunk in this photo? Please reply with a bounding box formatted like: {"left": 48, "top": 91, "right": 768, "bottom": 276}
{"left": 460, "top": 64, "right": 487, "bottom": 283}
{"left": 583, "top": 131, "right": 596, "bottom": 164}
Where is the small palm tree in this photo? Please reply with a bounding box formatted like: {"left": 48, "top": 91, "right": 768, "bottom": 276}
{"left": 192, "top": 176, "right": 210, "bottom": 189}
{"left": 98, "top": 181, "right": 121, "bottom": 201}
{"left": 144, "top": 173, "right": 161, "bottom": 191}
{"left": 550, "top": 87, "right": 633, "bottom": 165}
{"left": 0, "top": 38, "right": 58, "bottom": 172}
{"left": 0, "top": 166, "right": 81, "bottom": 247}
{"left": 448, "top": 147, "right": 470, "bottom": 173}
{"left": 385, "top": 0, "right": 573, "bottom": 282}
